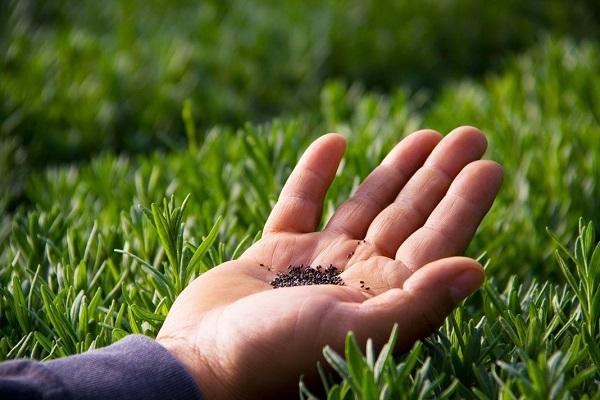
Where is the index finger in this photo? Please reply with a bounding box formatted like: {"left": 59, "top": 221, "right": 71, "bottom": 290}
{"left": 263, "top": 133, "right": 346, "bottom": 234}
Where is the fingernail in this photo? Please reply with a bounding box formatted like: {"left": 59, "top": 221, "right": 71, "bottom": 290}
{"left": 448, "top": 269, "right": 484, "bottom": 303}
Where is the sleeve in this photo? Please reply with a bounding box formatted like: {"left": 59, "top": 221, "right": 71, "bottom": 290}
{"left": 0, "top": 335, "right": 203, "bottom": 400}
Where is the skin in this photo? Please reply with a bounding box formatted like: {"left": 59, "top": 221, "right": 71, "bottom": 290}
{"left": 156, "top": 126, "right": 503, "bottom": 399}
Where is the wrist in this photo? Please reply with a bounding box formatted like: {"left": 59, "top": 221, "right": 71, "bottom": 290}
{"left": 157, "top": 336, "right": 234, "bottom": 400}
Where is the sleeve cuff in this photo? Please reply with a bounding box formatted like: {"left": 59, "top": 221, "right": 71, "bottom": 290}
{"left": 47, "top": 335, "right": 202, "bottom": 400}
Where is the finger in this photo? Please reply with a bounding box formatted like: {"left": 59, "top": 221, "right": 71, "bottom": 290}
{"left": 340, "top": 257, "right": 412, "bottom": 295}
{"left": 263, "top": 133, "right": 346, "bottom": 234}
{"left": 365, "top": 126, "right": 488, "bottom": 257}
{"left": 340, "top": 257, "right": 484, "bottom": 350}
{"left": 396, "top": 160, "right": 503, "bottom": 270}
{"left": 324, "top": 130, "right": 442, "bottom": 238}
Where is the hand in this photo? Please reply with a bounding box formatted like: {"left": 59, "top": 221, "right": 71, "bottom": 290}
{"left": 156, "top": 126, "right": 503, "bottom": 399}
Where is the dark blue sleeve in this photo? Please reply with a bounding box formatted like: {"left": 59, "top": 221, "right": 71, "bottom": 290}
{"left": 0, "top": 335, "right": 203, "bottom": 400}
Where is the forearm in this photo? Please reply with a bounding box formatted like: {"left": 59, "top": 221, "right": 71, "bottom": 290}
{"left": 0, "top": 335, "right": 202, "bottom": 400}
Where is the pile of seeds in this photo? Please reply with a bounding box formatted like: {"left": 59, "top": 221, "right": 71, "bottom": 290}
{"left": 269, "top": 264, "right": 345, "bottom": 288}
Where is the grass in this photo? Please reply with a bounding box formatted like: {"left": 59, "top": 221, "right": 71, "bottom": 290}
{"left": 2, "top": 0, "right": 600, "bottom": 171}
{"left": 1, "top": 25, "right": 600, "bottom": 400}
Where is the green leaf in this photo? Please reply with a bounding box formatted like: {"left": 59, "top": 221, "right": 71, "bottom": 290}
{"left": 74, "top": 261, "right": 87, "bottom": 291}
{"left": 33, "top": 331, "right": 54, "bottom": 354}
{"left": 126, "top": 307, "right": 142, "bottom": 334}
{"left": 323, "top": 345, "right": 349, "bottom": 380}
{"left": 327, "top": 385, "right": 341, "bottom": 400}
{"left": 187, "top": 216, "right": 222, "bottom": 277}
{"left": 115, "top": 249, "right": 173, "bottom": 300}
{"left": 39, "top": 285, "right": 77, "bottom": 353}
{"left": 374, "top": 324, "right": 399, "bottom": 381}
{"left": 151, "top": 203, "right": 177, "bottom": 270}
{"left": 590, "top": 243, "right": 600, "bottom": 284}
{"left": 345, "top": 331, "right": 366, "bottom": 388}
{"left": 553, "top": 250, "right": 580, "bottom": 298}
{"left": 11, "top": 276, "right": 31, "bottom": 333}
{"left": 396, "top": 341, "right": 422, "bottom": 382}
{"left": 130, "top": 304, "right": 166, "bottom": 324}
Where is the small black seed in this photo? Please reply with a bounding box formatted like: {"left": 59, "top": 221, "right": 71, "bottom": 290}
{"left": 259, "top": 263, "right": 265, "bottom": 267}
{"left": 359, "top": 280, "right": 364, "bottom": 284}
{"left": 269, "top": 264, "right": 345, "bottom": 289}
{"left": 365, "top": 287, "right": 370, "bottom": 290}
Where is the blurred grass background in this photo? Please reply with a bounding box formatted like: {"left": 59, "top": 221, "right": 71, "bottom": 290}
{"left": 2, "top": 1, "right": 599, "bottom": 204}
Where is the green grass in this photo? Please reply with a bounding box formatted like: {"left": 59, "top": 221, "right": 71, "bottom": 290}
{"left": 2, "top": 0, "right": 600, "bottom": 168}
{"left": 1, "top": 31, "right": 600, "bottom": 400}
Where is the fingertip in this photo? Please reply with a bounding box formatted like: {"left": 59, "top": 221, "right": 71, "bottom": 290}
{"left": 447, "top": 263, "right": 485, "bottom": 303}
{"left": 410, "top": 128, "right": 444, "bottom": 142}
{"left": 383, "top": 129, "right": 442, "bottom": 165}
{"left": 424, "top": 126, "right": 488, "bottom": 173}
{"left": 300, "top": 133, "right": 346, "bottom": 166}
{"left": 456, "top": 159, "right": 504, "bottom": 195}
{"left": 404, "top": 129, "right": 444, "bottom": 150}
{"left": 483, "top": 160, "right": 504, "bottom": 184}
{"left": 448, "top": 125, "right": 488, "bottom": 151}
{"left": 451, "top": 256, "right": 485, "bottom": 279}
{"left": 478, "top": 160, "right": 504, "bottom": 188}
{"left": 402, "top": 257, "right": 484, "bottom": 302}
{"left": 321, "top": 132, "right": 347, "bottom": 150}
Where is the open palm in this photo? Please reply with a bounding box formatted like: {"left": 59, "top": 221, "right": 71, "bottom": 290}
{"left": 157, "top": 127, "right": 503, "bottom": 399}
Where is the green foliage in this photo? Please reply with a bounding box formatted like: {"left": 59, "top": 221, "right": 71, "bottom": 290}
{"left": 308, "top": 327, "right": 455, "bottom": 400}
{"left": 2, "top": 0, "right": 600, "bottom": 171}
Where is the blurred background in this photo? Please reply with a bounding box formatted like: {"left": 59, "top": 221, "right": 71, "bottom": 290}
{"left": 2, "top": 0, "right": 599, "bottom": 195}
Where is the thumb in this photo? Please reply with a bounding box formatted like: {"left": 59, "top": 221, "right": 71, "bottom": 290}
{"left": 352, "top": 257, "right": 484, "bottom": 350}
{"left": 402, "top": 256, "right": 485, "bottom": 305}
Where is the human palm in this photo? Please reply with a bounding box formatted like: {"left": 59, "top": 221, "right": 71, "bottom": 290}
{"left": 157, "top": 127, "right": 503, "bottom": 399}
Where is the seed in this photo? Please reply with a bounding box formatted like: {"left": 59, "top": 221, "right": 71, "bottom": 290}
{"left": 259, "top": 263, "right": 265, "bottom": 267}
{"left": 359, "top": 280, "right": 364, "bottom": 284}
{"left": 365, "top": 287, "right": 370, "bottom": 290}
{"left": 270, "top": 264, "right": 345, "bottom": 288}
